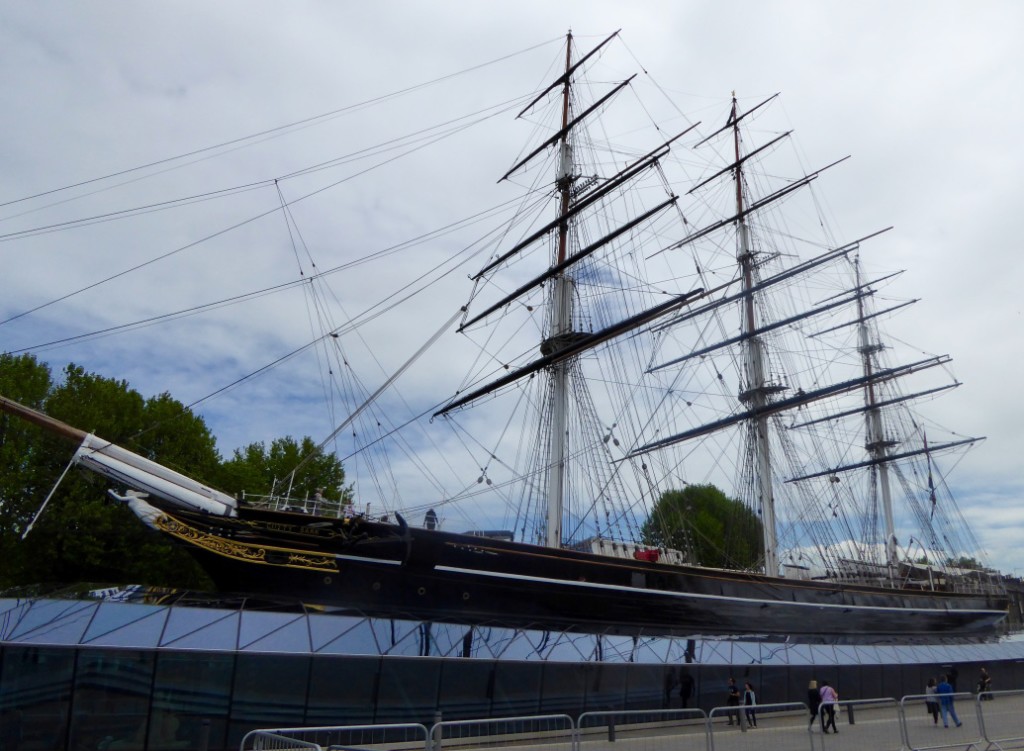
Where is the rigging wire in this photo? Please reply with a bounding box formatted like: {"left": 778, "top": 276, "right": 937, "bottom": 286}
{"left": 0, "top": 97, "right": 531, "bottom": 329}
{"left": 0, "top": 37, "right": 561, "bottom": 215}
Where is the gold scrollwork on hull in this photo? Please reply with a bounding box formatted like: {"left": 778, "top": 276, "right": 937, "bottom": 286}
{"left": 155, "top": 514, "right": 338, "bottom": 572}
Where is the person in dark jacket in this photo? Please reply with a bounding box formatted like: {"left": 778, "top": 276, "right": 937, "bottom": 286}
{"left": 977, "top": 667, "right": 992, "bottom": 700}
{"left": 726, "top": 677, "right": 741, "bottom": 725}
{"left": 807, "top": 679, "right": 822, "bottom": 729}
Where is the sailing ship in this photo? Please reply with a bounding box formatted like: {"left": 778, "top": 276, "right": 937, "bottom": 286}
{"left": 0, "top": 31, "right": 1008, "bottom": 643}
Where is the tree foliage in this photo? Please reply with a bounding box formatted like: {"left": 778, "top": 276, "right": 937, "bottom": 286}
{"left": 641, "top": 484, "right": 764, "bottom": 570}
{"left": 218, "top": 436, "right": 352, "bottom": 505}
{"left": 0, "top": 353, "right": 350, "bottom": 592}
{"left": 948, "top": 556, "right": 983, "bottom": 570}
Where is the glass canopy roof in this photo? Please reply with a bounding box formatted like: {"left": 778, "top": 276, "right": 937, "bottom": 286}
{"left": 3, "top": 588, "right": 1023, "bottom": 666}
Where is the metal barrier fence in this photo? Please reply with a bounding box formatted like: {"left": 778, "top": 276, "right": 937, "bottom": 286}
{"left": 707, "top": 701, "right": 809, "bottom": 751}
{"left": 433, "top": 714, "right": 574, "bottom": 751}
{"left": 240, "top": 723, "right": 428, "bottom": 751}
{"left": 976, "top": 689, "right": 1024, "bottom": 751}
{"left": 577, "top": 708, "right": 708, "bottom": 751}
{"left": 901, "top": 690, "right": 1024, "bottom": 750}
{"left": 242, "top": 694, "right": 1024, "bottom": 751}
{"left": 241, "top": 730, "right": 320, "bottom": 750}
{"left": 812, "top": 698, "right": 901, "bottom": 751}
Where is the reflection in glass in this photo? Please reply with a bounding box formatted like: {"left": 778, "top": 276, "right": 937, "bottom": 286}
{"left": 67, "top": 649, "right": 155, "bottom": 751}
{"left": 306, "top": 655, "right": 379, "bottom": 726}
{"left": 437, "top": 659, "right": 494, "bottom": 720}
{"left": 228, "top": 653, "right": 310, "bottom": 748}
{"left": 151, "top": 651, "right": 233, "bottom": 750}
{"left": 491, "top": 662, "right": 542, "bottom": 717}
{"left": 0, "top": 646, "right": 75, "bottom": 750}
{"left": 376, "top": 657, "right": 441, "bottom": 724}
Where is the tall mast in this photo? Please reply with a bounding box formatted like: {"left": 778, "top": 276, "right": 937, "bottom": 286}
{"left": 731, "top": 94, "right": 780, "bottom": 576}
{"left": 543, "top": 31, "right": 576, "bottom": 548}
{"left": 855, "top": 257, "right": 899, "bottom": 568}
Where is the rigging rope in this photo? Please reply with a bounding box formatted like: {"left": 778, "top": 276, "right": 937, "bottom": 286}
{"left": 21, "top": 450, "right": 79, "bottom": 540}
{"left": 286, "top": 306, "right": 465, "bottom": 483}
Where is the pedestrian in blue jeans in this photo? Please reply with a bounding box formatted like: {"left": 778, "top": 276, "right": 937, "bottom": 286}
{"left": 936, "top": 674, "right": 962, "bottom": 728}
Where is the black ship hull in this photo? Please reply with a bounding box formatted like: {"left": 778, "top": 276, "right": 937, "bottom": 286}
{"left": 155, "top": 503, "right": 1007, "bottom": 644}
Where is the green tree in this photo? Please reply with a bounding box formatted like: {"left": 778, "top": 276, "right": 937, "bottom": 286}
{"left": 641, "top": 484, "right": 764, "bottom": 570}
{"left": 1, "top": 356, "right": 354, "bottom": 592}
{"left": 0, "top": 358, "right": 220, "bottom": 590}
{"left": 218, "top": 436, "right": 351, "bottom": 505}
{"left": 947, "top": 556, "right": 983, "bottom": 570}
{"left": 0, "top": 354, "right": 56, "bottom": 587}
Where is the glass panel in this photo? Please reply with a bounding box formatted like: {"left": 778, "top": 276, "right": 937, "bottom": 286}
{"left": 375, "top": 657, "right": 441, "bottom": 724}
{"left": 83, "top": 603, "right": 168, "bottom": 648}
{"left": 227, "top": 653, "right": 310, "bottom": 749}
{"left": 831, "top": 644, "right": 861, "bottom": 666}
{"left": 853, "top": 664, "right": 881, "bottom": 700}
{"left": 490, "top": 662, "right": 542, "bottom": 716}
{"left": 0, "top": 646, "right": 75, "bottom": 750}
{"left": 748, "top": 667, "right": 788, "bottom": 710}
{"left": 583, "top": 663, "right": 628, "bottom": 712}
{"left": 305, "top": 655, "right": 380, "bottom": 726}
{"left": 161, "top": 609, "right": 239, "bottom": 650}
{"left": 67, "top": 649, "right": 155, "bottom": 751}
{"left": 0, "top": 599, "right": 30, "bottom": 638}
{"left": 150, "top": 651, "right": 234, "bottom": 751}
{"left": 790, "top": 667, "right": 820, "bottom": 714}
{"left": 624, "top": 663, "right": 663, "bottom": 710}
{"left": 542, "top": 633, "right": 593, "bottom": 662}
{"left": 632, "top": 636, "right": 671, "bottom": 664}
{"left": 900, "top": 663, "right": 930, "bottom": 700}
{"left": 539, "top": 662, "right": 588, "bottom": 716}
{"left": 238, "top": 612, "right": 310, "bottom": 653}
{"left": 473, "top": 626, "right": 522, "bottom": 660}
{"left": 309, "top": 613, "right": 370, "bottom": 653}
{"left": 427, "top": 623, "right": 477, "bottom": 658}
{"left": 491, "top": 630, "right": 541, "bottom": 661}
{"left": 597, "top": 635, "right": 638, "bottom": 663}
{"left": 782, "top": 643, "right": 817, "bottom": 665}
{"left": 8, "top": 601, "right": 97, "bottom": 645}
{"left": 376, "top": 620, "right": 430, "bottom": 657}
{"left": 436, "top": 659, "right": 494, "bottom": 720}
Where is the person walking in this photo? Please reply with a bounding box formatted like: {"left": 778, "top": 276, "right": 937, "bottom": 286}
{"left": 925, "top": 677, "right": 939, "bottom": 725}
{"left": 807, "top": 679, "right": 822, "bottom": 730}
{"left": 743, "top": 681, "right": 758, "bottom": 728}
{"left": 977, "top": 667, "right": 992, "bottom": 700}
{"left": 936, "top": 674, "right": 962, "bottom": 728}
{"left": 819, "top": 681, "right": 839, "bottom": 733}
{"left": 726, "top": 677, "right": 741, "bottom": 725}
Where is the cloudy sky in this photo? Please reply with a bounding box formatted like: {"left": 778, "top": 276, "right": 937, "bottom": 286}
{"left": 2, "top": 1, "right": 1023, "bottom": 573}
